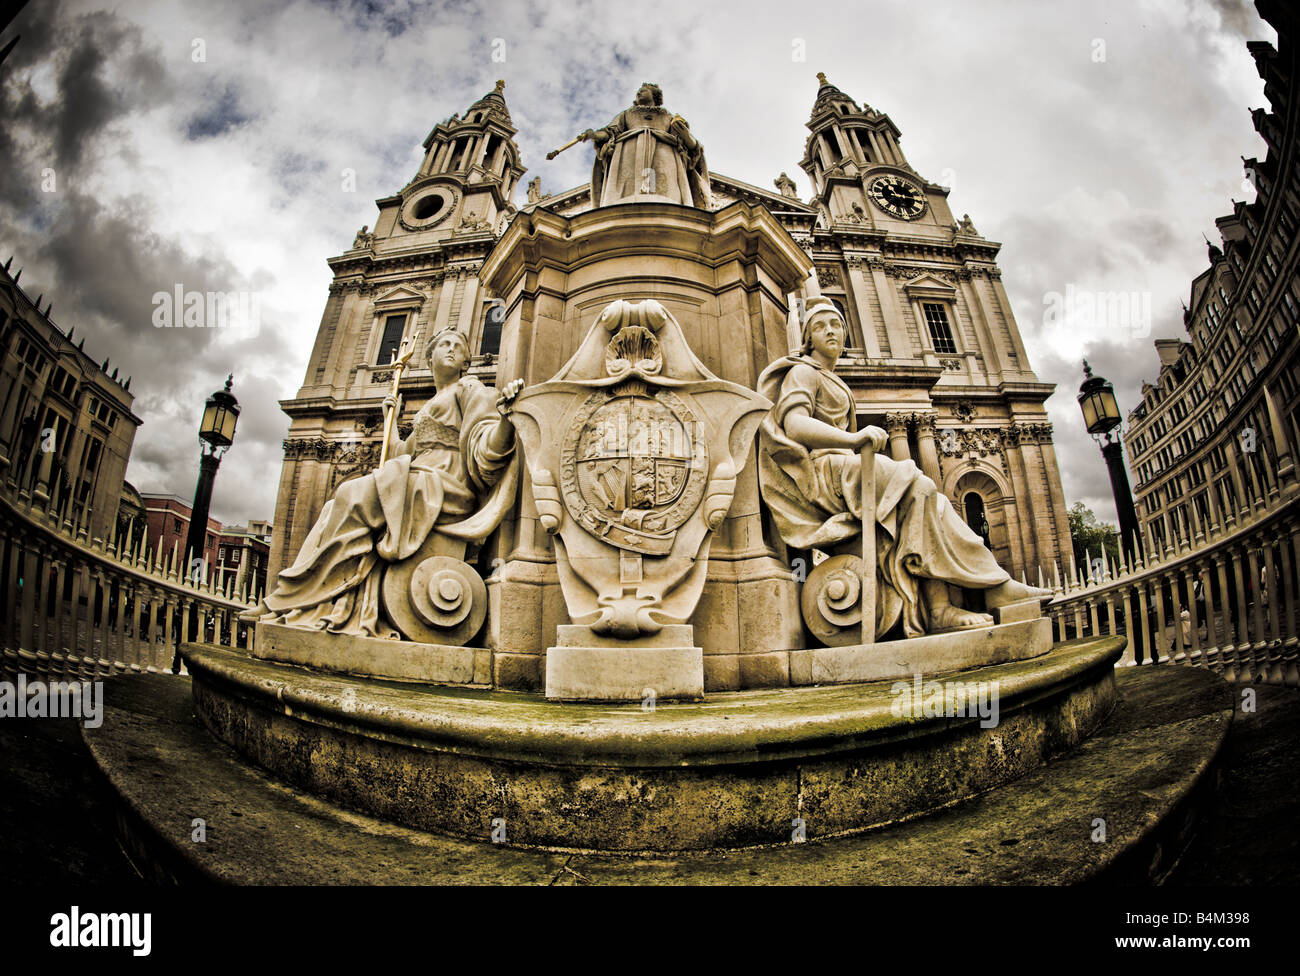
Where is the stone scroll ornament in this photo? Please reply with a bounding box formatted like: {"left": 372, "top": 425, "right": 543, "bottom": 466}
{"left": 511, "top": 299, "right": 770, "bottom": 638}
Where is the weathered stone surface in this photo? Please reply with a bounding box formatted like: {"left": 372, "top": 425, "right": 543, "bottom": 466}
{"left": 179, "top": 637, "right": 1122, "bottom": 851}
{"left": 255, "top": 621, "right": 491, "bottom": 686}
{"left": 81, "top": 664, "right": 1233, "bottom": 884}
{"left": 789, "top": 616, "right": 1051, "bottom": 686}
{"left": 546, "top": 626, "right": 704, "bottom": 702}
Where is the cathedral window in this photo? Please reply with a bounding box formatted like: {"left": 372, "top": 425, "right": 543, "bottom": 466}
{"left": 376, "top": 314, "right": 408, "bottom": 365}
{"left": 479, "top": 301, "right": 504, "bottom": 358}
{"left": 922, "top": 303, "right": 957, "bottom": 354}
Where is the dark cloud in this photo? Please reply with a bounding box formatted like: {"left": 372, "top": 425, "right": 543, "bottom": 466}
{"left": 1209, "top": 0, "right": 1259, "bottom": 37}
{"left": 185, "top": 85, "right": 251, "bottom": 140}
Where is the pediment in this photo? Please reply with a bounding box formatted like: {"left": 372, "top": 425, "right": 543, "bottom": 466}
{"left": 373, "top": 285, "right": 426, "bottom": 307}
{"left": 902, "top": 273, "right": 957, "bottom": 297}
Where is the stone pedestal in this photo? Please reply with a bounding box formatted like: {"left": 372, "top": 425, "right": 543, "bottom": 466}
{"left": 254, "top": 620, "right": 491, "bottom": 687}
{"left": 480, "top": 201, "right": 812, "bottom": 690}
{"left": 545, "top": 624, "right": 703, "bottom": 703}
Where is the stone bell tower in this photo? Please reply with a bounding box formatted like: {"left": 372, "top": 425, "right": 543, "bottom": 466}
{"left": 405, "top": 79, "right": 527, "bottom": 238}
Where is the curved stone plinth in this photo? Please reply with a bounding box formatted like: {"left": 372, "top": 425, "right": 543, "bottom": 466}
{"left": 82, "top": 665, "right": 1233, "bottom": 884}
{"left": 181, "top": 637, "right": 1123, "bottom": 852}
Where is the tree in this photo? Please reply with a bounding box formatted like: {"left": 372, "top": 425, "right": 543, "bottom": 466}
{"left": 1067, "top": 502, "right": 1121, "bottom": 579}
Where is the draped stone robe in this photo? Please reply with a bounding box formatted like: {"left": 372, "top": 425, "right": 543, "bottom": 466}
{"left": 264, "top": 376, "right": 514, "bottom": 638}
{"left": 590, "top": 105, "right": 711, "bottom": 208}
{"left": 757, "top": 356, "right": 1008, "bottom": 638}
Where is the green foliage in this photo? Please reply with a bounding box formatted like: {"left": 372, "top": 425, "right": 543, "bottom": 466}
{"left": 1067, "top": 502, "right": 1120, "bottom": 572}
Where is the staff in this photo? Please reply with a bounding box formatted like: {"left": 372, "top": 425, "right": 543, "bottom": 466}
{"left": 859, "top": 443, "right": 877, "bottom": 645}
{"left": 378, "top": 336, "right": 415, "bottom": 466}
{"left": 546, "top": 133, "right": 588, "bottom": 160}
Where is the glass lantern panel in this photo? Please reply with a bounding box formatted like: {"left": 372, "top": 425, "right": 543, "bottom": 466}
{"left": 220, "top": 407, "right": 238, "bottom": 442}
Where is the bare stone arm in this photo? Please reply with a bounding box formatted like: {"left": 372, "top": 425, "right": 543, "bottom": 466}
{"left": 488, "top": 378, "right": 524, "bottom": 454}
{"left": 783, "top": 405, "right": 887, "bottom": 453}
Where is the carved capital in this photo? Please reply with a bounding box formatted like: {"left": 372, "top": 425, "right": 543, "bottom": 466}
{"left": 911, "top": 410, "right": 938, "bottom": 434}
{"left": 1020, "top": 421, "right": 1055, "bottom": 444}
{"left": 884, "top": 411, "right": 912, "bottom": 434}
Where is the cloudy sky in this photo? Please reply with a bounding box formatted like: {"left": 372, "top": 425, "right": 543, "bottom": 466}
{"left": 0, "top": 0, "right": 1273, "bottom": 528}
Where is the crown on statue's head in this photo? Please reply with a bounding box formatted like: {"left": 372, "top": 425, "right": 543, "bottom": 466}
{"left": 424, "top": 327, "right": 471, "bottom": 366}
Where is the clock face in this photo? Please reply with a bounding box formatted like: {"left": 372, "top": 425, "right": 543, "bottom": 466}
{"left": 868, "top": 175, "right": 927, "bottom": 219}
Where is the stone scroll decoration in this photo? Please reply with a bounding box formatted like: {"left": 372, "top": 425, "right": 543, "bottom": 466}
{"left": 511, "top": 299, "right": 770, "bottom": 638}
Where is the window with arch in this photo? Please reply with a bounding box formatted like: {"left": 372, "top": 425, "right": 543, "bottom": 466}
{"left": 478, "top": 300, "right": 504, "bottom": 358}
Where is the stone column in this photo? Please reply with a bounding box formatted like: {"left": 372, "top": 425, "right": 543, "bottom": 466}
{"left": 1247, "top": 545, "right": 1266, "bottom": 661}
{"left": 1265, "top": 545, "right": 1283, "bottom": 682}
{"left": 869, "top": 261, "right": 911, "bottom": 359}
{"left": 1152, "top": 576, "right": 1168, "bottom": 663}
{"left": 913, "top": 411, "right": 941, "bottom": 483}
{"left": 65, "top": 560, "right": 83, "bottom": 674}
{"left": 1215, "top": 553, "right": 1233, "bottom": 654}
{"left": 1182, "top": 568, "right": 1201, "bottom": 664}
{"left": 49, "top": 558, "right": 67, "bottom": 675}
{"left": 885, "top": 412, "right": 911, "bottom": 463}
{"left": 1169, "top": 573, "right": 1186, "bottom": 662}
{"left": 95, "top": 574, "right": 112, "bottom": 673}
{"left": 1001, "top": 427, "right": 1037, "bottom": 579}
{"left": 1198, "top": 563, "right": 1218, "bottom": 671}
{"left": 164, "top": 600, "right": 177, "bottom": 670}
{"left": 19, "top": 544, "right": 37, "bottom": 664}
{"left": 1223, "top": 438, "right": 1251, "bottom": 521}
{"left": 1120, "top": 588, "right": 1137, "bottom": 665}
{"left": 844, "top": 257, "right": 883, "bottom": 358}
{"left": 127, "top": 585, "right": 142, "bottom": 671}
{"left": 1229, "top": 549, "right": 1249, "bottom": 678}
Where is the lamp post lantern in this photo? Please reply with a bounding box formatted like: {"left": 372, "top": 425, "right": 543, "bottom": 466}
{"left": 1077, "top": 360, "right": 1142, "bottom": 564}
{"left": 183, "top": 374, "right": 240, "bottom": 582}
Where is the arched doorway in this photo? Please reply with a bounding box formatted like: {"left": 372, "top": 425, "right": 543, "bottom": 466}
{"left": 952, "top": 470, "right": 1013, "bottom": 576}
{"left": 964, "top": 492, "right": 990, "bottom": 549}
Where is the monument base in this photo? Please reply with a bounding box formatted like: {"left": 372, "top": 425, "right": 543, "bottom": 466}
{"left": 254, "top": 620, "right": 491, "bottom": 687}
{"left": 790, "top": 617, "right": 1051, "bottom": 686}
{"left": 175, "top": 636, "right": 1126, "bottom": 851}
{"left": 545, "top": 624, "right": 704, "bottom": 702}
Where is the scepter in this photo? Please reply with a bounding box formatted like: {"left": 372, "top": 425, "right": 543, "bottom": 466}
{"left": 546, "top": 132, "right": 588, "bottom": 160}
{"left": 378, "top": 335, "right": 416, "bottom": 466}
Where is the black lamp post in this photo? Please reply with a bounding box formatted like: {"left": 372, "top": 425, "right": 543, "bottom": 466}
{"left": 183, "top": 375, "right": 240, "bottom": 580}
{"left": 1078, "top": 360, "right": 1142, "bottom": 564}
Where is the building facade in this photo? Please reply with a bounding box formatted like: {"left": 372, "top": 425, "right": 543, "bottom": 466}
{"left": 0, "top": 258, "right": 141, "bottom": 543}
{"left": 143, "top": 492, "right": 221, "bottom": 573}
{"left": 216, "top": 520, "right": 272, "bottom": 598}
{"left": 269, "top": 77, "right": 1072, "bottom": 585}
{"left": 1125, "top": 0, "right": 1299, "bottom": 552}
